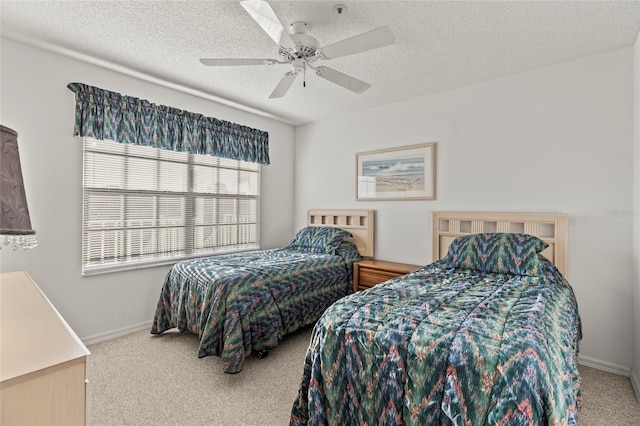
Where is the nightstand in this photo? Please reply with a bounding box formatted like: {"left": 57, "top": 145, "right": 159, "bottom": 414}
{"left": 353, "top": 259, "right": 422, "bottom": 292}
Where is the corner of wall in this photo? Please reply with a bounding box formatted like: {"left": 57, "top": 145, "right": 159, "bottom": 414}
{"left": 633, "top": 29, "right": 640, "bottom": 402}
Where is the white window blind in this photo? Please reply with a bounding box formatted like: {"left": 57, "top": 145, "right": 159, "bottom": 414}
{"left": 82, "top": 138, "right": 260, "bottom": 275}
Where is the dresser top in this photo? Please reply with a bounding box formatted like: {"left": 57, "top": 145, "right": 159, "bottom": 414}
{"left": 1, "top": 271, "right": 90, "bottom": 382}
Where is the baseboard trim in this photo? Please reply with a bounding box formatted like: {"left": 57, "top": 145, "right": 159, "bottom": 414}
{"left": 82, "top": 321, "right": 153, "bottom": 346}
{"left": 631, "top": 369, "right": 640, "bottom": 402}
{"left": 578, "top": 355, "right": 631, "bottom": 377}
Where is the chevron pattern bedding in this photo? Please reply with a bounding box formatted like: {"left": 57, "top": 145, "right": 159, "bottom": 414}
{"left": 151, "top": 244, "right": 360, "bottom": 373}
{"left": 290, "top": 257, "right": 582, "bottom": 425}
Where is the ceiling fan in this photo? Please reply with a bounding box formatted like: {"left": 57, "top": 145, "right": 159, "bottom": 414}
{"left": 200, "top": 0, "right": 396, "bottom": 98}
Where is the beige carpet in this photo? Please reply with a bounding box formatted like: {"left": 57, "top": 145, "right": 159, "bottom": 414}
{"left": 87, "top": 328, "right": 640, "bottom": 425}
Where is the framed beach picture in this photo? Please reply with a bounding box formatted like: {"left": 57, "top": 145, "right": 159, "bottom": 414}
{"left": 356, "top": 142, "right": 436, "bottom": 201}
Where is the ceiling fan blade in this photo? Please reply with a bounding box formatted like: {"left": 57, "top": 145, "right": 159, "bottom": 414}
{"left": 269, "top": 72, "right": 298, "bottom": 98}
{"left": 315, "top": 66, "right": 371, "bottom": 94}
{"left": 200, "top": 58, "right": 278, "bottom": 66}
{"left": 240, "top": 0, "right": 296, "bottom": 49}
{"left": 320, "top": 26, "right": 395, "bottom": 59}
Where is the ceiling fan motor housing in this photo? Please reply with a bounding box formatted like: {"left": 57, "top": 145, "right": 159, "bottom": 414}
{"left": 279, "top": 23, "right": 320, "bottom": 63}
{"left": 290, "top": 21, "right": 309, "bottom": 34}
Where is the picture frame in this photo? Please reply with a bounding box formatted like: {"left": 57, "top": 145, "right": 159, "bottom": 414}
{"left": 356, "top": 142, "right": 436, "bottom": 201}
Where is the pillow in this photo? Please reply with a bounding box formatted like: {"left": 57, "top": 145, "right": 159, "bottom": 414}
{"left": 334, "top": 241, "right": 363, "bottom": 263}
{"left": 287, "top": 226, "right": 353, "bottom": 254}
{"left": 444, "top": 233, "right": 548, "bottom": 276}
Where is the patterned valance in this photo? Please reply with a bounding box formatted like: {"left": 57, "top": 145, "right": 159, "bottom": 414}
{"left": 67, "top": 83, "right": 270, "bottom": 165}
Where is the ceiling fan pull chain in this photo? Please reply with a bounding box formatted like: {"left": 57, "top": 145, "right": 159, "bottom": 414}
{"left": 303, "top": 62, "right": 306, "bottom": 88}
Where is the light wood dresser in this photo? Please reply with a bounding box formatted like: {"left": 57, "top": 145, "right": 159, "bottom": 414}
{"left": 1, "top": 271, "right": 90, "bottom": 425}
{"left": 353, "top": 259, "right": 422, "bottom": 292}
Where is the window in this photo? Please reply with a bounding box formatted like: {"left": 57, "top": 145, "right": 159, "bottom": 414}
{"left": 82, "top": 138, "right": 260, "bottom": 275}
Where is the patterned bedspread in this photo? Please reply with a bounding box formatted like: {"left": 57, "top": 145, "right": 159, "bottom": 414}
{"left": 291, "top": 258, "right": 582, "bottom": 425}
{"left": 151, "top": 247, "right": 359, "bottom": 373}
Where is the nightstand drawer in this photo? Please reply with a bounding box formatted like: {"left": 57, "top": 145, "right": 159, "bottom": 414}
{"left": 358, "top": 269, "right": 404, "bottom": 287}
{"left": 354, "top": 259, "right": 422, "bottom": 292}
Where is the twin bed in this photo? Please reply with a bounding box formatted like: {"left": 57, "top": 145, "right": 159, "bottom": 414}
{"left": 151, "top": 209, "right": 374, "bottom": 373}
{"left": 151, "top": 210, "right": 582, "bottom": 424}
{"left": 290, "top": 212, "right": 581, "bottom": 425}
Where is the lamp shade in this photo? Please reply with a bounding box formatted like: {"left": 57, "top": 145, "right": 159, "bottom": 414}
{"left": 0, "top": 125, "right": 37, "bottom": 250}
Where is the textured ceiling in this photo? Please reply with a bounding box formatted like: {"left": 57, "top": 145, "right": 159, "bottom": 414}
{"left": 2, "top": 1, "right": 640, "bottom": 125}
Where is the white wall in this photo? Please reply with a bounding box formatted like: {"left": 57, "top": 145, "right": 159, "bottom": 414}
{"left": 632, "top": 31, "right": 640, "bottom": 399}
{"left": 0, "top": 38, "right": 295, "bottom": 342}
{"left": 294, "top": 48, "right": 635, "bottom": 373}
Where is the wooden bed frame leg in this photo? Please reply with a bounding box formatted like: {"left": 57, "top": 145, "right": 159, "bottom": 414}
{"left": 256, "top": 349, "right": 269, "bottom": 359}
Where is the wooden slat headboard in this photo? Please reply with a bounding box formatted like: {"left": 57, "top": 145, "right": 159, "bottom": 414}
{"left": 432, "top": 211, "right": 569, "bottom": 278}
{"left": 307, "top": 209, "right": 375, "bottom": 258}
